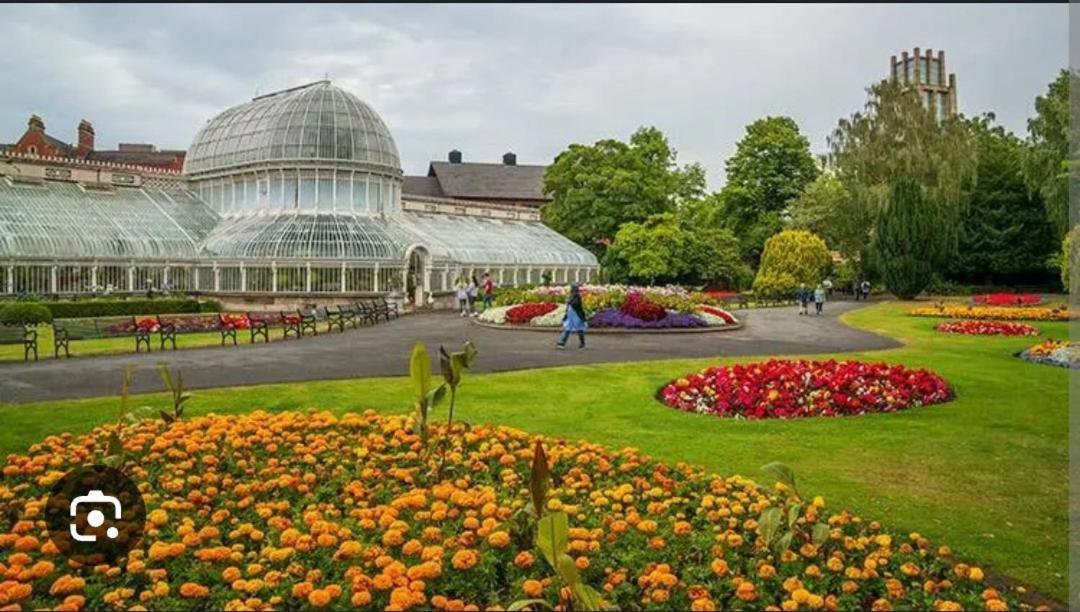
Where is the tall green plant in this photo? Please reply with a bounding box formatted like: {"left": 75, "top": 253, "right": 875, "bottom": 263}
{"left": 874, "top": 179, "right": 940, "bottom": 299}
{"left": 157, "top": 364, "right": 192, "bottom": 423}
{"left": 409, "top": 340, "right": 478, "bottom": 441}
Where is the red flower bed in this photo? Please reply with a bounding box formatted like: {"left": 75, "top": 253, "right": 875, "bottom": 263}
{"left": 935, "top": 320, "right": 1038, "bottom": 336}
{"left": 505, "top": 302, "right": 558, "bottom": 324}
{"left": 703, "top": 290, "right": 738, "bottom": 300}
{"left": 661, "top": 359, "right": 953, "bottom": 419}
{"left": 619, "top": 292, "right": 666, "bottom": 322}
{"left": 220, "top": 313, "right": 251, "bottom": 330}
{"left": 698, "top": 304, "right": 738, "bottom": 324}
{"left": 972, "top": 293, "right": 1043, "bottom": 307}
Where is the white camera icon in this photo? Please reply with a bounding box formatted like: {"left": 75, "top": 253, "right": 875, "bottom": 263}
{"left": 69, "top": 490, "right": 122, "bottom": 542}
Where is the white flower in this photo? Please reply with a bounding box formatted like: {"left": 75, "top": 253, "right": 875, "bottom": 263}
{"left": 695, "top": 309, "right": 731, "bottom": 327}
{"left": 478, "top": 305, "right": 512, "bottom": 325}
{"left": 529, "top": 304, "right": 567, "bottom": 326}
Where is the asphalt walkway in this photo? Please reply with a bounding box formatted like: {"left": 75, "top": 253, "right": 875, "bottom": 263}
{"left": 0, "top": 301, "right": 897, "bottom": 404}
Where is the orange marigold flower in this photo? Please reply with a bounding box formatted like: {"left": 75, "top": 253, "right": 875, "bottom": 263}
{"left": 179, "top": 583, "right": 209, "bottom": 598}
{"left": 523, "top": 579, "right": 543, "bottom": 598}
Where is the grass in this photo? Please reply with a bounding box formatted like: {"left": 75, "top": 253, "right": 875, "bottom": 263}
{"left": 0, "top": 301, "right": 1067, "bottom": 600}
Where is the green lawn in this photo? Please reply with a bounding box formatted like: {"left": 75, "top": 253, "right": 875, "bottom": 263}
{"left": 0, "top": 302, "right": 1067, "bottom": 600}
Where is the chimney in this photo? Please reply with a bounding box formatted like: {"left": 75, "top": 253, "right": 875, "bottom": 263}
{"left": 448, "top": 149, "right": 462, "bottom": 164}
{"left": 76, "top": 119, "right": 95, "bottom": 157}
{"left": 27, "top": 114, "right": 45, "bottom": 132}
{"left": 502, "top": 152, "right": 517, "bottom": 166}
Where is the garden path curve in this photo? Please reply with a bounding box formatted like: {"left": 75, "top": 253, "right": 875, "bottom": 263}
{"left": 0, "top": 301, "right": 898, "bottom": 404}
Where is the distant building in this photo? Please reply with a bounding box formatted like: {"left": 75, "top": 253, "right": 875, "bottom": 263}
{"left": 403, "top": 150, "right": 550, "bottom": 209}
{"left": 889, "top": 47, "right": 958, "bottom": 120}
{"left": 3, "top": 115, "right": 185, "bottom": 171}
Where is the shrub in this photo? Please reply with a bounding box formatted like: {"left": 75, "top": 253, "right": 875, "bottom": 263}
{"left": 750, "top": 271, "right": 797, "bottom": 301}
{"left": 31, "top": 298, "right": 218, "bottom": 319}
{"left": 0, "top": 303, "right": 53, "bottom": 325}
{"left": 874, "top": 179, "right": 941, "bottom": 299}
{"left": 752, "top": 230, "right": 830, "bottom": 296}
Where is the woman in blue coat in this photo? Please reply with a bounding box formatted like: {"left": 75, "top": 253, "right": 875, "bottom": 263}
{"left": 557, "top": 284, "right": 588, "bottom": 349}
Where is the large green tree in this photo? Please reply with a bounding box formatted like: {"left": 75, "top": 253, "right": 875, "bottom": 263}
{"left": 826, "top": 80, "right": 975, "bottom": 275}
{"left": 604, "top": 212, "right": 747, "bottom": 287}
{"left": 787, "top": 172, "right": 872, "bottom": 264}
{"left": 874, "top": 179, "right": 942, "bottom": 299}
{"left": 719, "top": 117, "right": 819, "bottom": 268}
{"left": 1023, "top": 69, "right": 1072, "bottom": 239}
{"left": 950, "top": 116, "right": 1056, "bottom": 285}
{"left": 542, "top": 127, "right": 705, "bottom": 257}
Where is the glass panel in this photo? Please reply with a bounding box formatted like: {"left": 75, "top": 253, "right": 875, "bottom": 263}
{"left": 317, "top": 177, "right": 334, "bottom": 212}
{"left": 335, "top": 176, "right": 350, "bottom": 212}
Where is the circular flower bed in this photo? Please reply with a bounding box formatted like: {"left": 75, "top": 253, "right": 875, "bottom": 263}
{"left": 1018, "top": 339, "right": 1080, "bottom": 369}
{"left": 910, "top": 305, "right": 1068, "bottom": 322}
{"left": 935, "top": 320, "right": 1039, "bottom": 336}
{"left": 0, "top": 411, "right": 1018, "bottom": 611}
{"left": 485, "top": 286, "right": 739, "bottom": 330}
{"left": 971, "top": 293, "right": 1043, "bottom": 307}
{"left": 661, "top": 359, "right": 953, "bottom": 419}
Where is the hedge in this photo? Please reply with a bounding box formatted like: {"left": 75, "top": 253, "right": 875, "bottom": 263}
{"left": 0, "top": 303, "right": 53, "bottom": 326}
{"left": 0, "top": 299, "right": 223, "bottom": 320}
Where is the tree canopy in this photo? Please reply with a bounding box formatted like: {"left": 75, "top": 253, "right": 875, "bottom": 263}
{"left": 1023, "top": 69, "right": 1072, "bottom": 238}
{"left": 875, "top": 178, "right": 941, "bottom": 299}
{"left": 725, "top": 116, "right": 819, "bottom": 213}
{"left": 542, "top": 127, "right": 705, "bottom": 257}
{"left": 605, "top": 212, "right": 747, "bottom": 287}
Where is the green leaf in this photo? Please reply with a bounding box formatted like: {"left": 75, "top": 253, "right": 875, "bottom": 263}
{"left": 427, "top": 384, "right": 448, "bottom": 408}
{"left": 555, "top": 552, "right": 580, "bottom": 585}
{"left": 507, "top": 599, "right": 552, "bottom": 611}
{"left": 774, "top": 531, "right": 794, "bottom": 554}
{"left": 463, "top": 341, "right": 478, "bottom": 366}
{"left": 757, "top": 507, "right": 780, "bottom": 546}
{"left": 439, "top": 346, "right": 458, "bottom": 387}
{"left": 160, "top": 410, "right": 175, "bottom": 424}
{"left": 529, "top": 440, "right": 551, "bottom": 517}
{"left": 450, "top": 352, "right": 468, "bottom": 384}
{"left": 571, "top": 583, "right": 604, "bottom": 611}
{"left": 761, "top": 461, "right": 798, "bottom": 495}
{"left": 535, "top": 511, "right": 569, "bottom": 568}
{"left": 410, "top": 342, "right": 431, "bottom": 404}
{"left": 106, "top": 430, "right": 123, "bottom": 457}
{"left": 158, "top": 363, "right": 174, "bottom": 392}
{"left": 787, "top": 503, "right": 802, "bottom": 529}
{"left": 812, "top": 523, "right": 830, "bottom": 545}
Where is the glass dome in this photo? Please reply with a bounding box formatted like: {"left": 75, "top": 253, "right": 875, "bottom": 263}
{"left": 184, "top": 81, "right": 401, "bottom": 177}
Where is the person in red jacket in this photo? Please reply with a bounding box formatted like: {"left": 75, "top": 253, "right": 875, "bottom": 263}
{"left": 482, "top": 272, "right": 495, "bottom": 311}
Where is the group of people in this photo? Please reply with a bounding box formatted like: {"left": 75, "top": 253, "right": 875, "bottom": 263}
{"left": 454, "top": 272, "right": 495, "bottom": 317}
{"left": 853, "top": 279, "right": 872, "bottom": 301}
{"left": 796, "top": 283, "right": 828, "bottom": 316}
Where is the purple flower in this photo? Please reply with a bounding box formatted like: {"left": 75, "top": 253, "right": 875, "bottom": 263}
{"left": 588, "top": 308, "right": 706, "bottom": 329}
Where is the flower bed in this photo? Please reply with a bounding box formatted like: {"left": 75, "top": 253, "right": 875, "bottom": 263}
{"left": 488, "top": 287, "right": 738, "bottom": 330}
{"left": 505, "top": 302, "right": 558, "bottom": 325}
{"left": 661, "top": 359, "right": 953, "bottom": 419}
{"left": 910, "top": 305, "right": 1068, "bottom": 322}
{"left": 935, "top": 320, "right": 1039, "bottom": 336}
{"left": 1018, "top": 339, "right": 1080, "bottom": 369}
{"left": 0, "top": 410, "right": 1019, "bottom": 611}
{"left": 972, "top": 293, "right": 1044, "bottom": 307}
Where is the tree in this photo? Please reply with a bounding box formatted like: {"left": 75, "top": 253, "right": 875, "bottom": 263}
{"left": 725, "top": 116, "right": 819, "bottom": 213}
{"left": 720, "top": 117, "right": 819, "bottom": 268}
{"left": 751, "top": 230, "right": 831, "bottom": 298}
{"left": 604, "top": 213, "right": 686, "bottom": 284}
{"left": 950, "top": 116, "right": 1056, "bottom": 285}
{"left": 1024, "top": 69, "right": 1072, "bottom": 238}
{"left": 542, "top": 127, "right": 706, "bottom": 257}
{"left": 826, "top": 80, "right": 975, "bottom": 274}
{"left": 874, "top": 179, "right": 941, "bottom": 299}
{"left": 787, "top": 173, "right": 872, "bottom": 264}
{"left": 604, "top": 212, "right": 748, "bottom": 287}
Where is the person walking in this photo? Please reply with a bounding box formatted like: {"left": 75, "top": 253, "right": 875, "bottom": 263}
{"left": 860, "top": 280, "right": 871, "bottom": 302}
{"left": 556, "top": 284, "right": 588, "bottom": 349}
{"left": 482, "top": 272, "right": 495, "bottom": 311}
{"left": 454, "top": 273, "right": 470, "bottom": 317}
{"left": 796, "top": 283, "right": 810, "bottom": 315}
{"left": 467, "top": 275, "right": 479, "bottom": 317}
{"left": 813, "top": 283, "right": 827, "bottom": 315}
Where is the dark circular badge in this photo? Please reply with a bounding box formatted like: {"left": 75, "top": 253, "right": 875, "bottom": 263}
{"left": 44, "top": 465, "right": 146, "bottom": 566}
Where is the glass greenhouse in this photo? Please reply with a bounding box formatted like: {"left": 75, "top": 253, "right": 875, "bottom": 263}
{"left": 0, "top": 81, "right": 598, "bottom": 302}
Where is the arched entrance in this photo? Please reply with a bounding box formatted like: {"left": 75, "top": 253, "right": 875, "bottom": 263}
{"left": 405, "top": 245, "right": 430, "bottom": 308}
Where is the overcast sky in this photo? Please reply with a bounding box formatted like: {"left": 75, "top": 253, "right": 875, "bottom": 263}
{"left": 0, "top": 3, "right": 1066, "bottom": 189}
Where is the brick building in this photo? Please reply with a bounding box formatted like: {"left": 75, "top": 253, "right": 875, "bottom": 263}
{"left": 403, "top": 150, "right": 550, "bottom": 209}
{"left": 2, "top": 115, "right": 185, "bottom": 171}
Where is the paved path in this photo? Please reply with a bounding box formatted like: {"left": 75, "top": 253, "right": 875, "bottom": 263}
{"left": 0, "top": 301, "right": 897, "bottom": 404}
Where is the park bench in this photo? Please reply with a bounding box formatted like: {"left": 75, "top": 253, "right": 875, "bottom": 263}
{"left": 376, "top": 297, "right": 399, "bottom": 320}
{"left": 156, "top": 313, "right": 231, "bottom": 350}
{"left": 353, "top": 301, "right": 379, "bottom": 326}
{"left": 315, "top": 306, "right": 345, "bottom": 333}
{"left": 334, "top": 304, "right": 359, "bottom": 329}
{"left": 723, "top": 296, "right": 750, "bottom": 310}
{"left": 53, "top": 316, "right": 152, "bottom": 356}
{"left": 0, "top": 324, "right": 37, "bottom": 361}
{"left": 280, "top": 310, "right": 304, "bottom": 339}
{"left": 247, "top": 311, "right": 279, "bottom": 343}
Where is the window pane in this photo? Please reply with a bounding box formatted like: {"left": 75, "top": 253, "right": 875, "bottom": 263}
{"left": 317, "top": 178, "right": 333, "bottom": 212}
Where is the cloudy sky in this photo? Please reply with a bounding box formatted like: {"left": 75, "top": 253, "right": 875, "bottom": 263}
{"left": 0, "top": 3, "right": 1066, "bottom": 188}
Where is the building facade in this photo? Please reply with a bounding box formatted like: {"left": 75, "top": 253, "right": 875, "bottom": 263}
{"left": 2, "top": 115, "right": 185, "bottom": 171}
{"left": 0, "top": 81, "right": 598, "bottom": 307}
{"left": 403, "top": 150, "right": 551, "bottom": 209}
{"left": 889, "top": 47, "right": 958, "bottom": 120}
